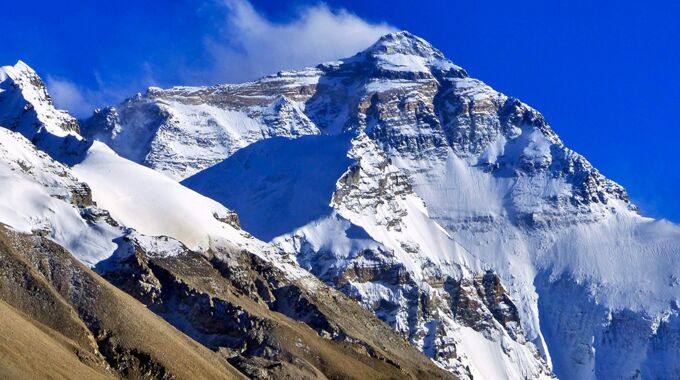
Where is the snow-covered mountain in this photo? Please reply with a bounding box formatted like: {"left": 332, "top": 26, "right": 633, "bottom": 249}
{"left": 82, "top": 31, "right": 680, "bottom": 379}
{"left": 0, "top": 61, "right": 254, "bottom": 266}
{"left": 0, "top": 60, "right": 455, "bottom": 379}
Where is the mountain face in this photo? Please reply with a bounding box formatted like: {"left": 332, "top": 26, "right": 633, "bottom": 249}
{"left": 1, "top": 31, "right": 678, "bottom": 380}
{"left": 80, "top": 31, "right": 680, "bottom": 379}
{"left": 0, "top": 60, "right": 453, "bottom": 379}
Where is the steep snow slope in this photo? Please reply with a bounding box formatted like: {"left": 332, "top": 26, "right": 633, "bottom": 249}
{"left": 84, "top": 31, "right": 680, "bottom": 379}
{"left": 72, "top": 141, "right": 240, "bottom": 251}
{"left": 0, "top": 128, "right": 118, "bottom": 266}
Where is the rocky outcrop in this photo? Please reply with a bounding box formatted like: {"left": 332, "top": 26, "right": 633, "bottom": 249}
{"left": 0, "top": 226, "right": 245, "bottom": 379}
{"left": 96, "top": 234, "right": 455, "bottom": 379}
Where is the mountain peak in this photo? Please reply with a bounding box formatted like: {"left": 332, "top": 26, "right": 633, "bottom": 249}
{"left": 1, "top": 60, "right": 51, "bottom": 104}
{"left": 351, "top": 31, "right": 465, "bottom": 77}
{"left": 0, "top": 60, "right": 80, "bottom": 140}
{"left": 368, "top": 31, "right": 435, "bottom": 56}
{"left": 0, "top": 60, "right": 36, "bottom": 80}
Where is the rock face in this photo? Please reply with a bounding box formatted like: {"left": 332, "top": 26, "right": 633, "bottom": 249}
{"left": 82, "top": 31, "right": 680, "bottom": 379}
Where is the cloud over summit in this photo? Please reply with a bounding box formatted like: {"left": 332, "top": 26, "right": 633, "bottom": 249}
{"left": 46, "top": 0, "right": 395, "bottom": 116}
{"left": 196, "top": 0, "right": 396, "bottom": 83}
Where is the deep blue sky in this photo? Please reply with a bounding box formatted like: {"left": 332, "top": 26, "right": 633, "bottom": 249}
{"left": 2, "top": 0, "right": 679, "bottom": 222}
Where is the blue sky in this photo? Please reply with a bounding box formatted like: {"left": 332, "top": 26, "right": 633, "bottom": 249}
{"left": 2, "top": 0, "right": 679, "bottom": 222}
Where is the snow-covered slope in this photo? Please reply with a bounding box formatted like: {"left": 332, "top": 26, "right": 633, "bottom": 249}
{"left": 85, "top": 31, "right": 680, "bottom": 379}
{"left": 69, "top": 139, "right": 308, "bottom": 278}
{"left": 73, "top": 141, "right": 239, "bottom": 251}
{"left": 0, "top": 127, "right": 118, "bottom": 266}
{"left": 0, "top": 61, "right": 296, "bottom": 274}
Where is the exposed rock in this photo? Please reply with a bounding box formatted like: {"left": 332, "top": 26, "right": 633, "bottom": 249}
{"left": 96, "top": 234, "right": 455, "bottom": 379}
{"left": 0, "top": 226, "right": 245, "bottom": 379}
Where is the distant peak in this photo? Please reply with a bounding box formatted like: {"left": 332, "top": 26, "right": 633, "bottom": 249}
{"left": 146, "top": 86, "right": 164, "bottom": 96}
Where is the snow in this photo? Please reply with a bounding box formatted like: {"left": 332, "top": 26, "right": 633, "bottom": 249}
{"left": 130, "top": 232, "right": 187, "bottom": 258}
{"left": 395, "top": 140, "right": 680, "bottom": 319}
{"left": 87, "top": 36, "right": 550, "bottom": 376}
{"left": 183, "top": 130, "right": 476, "bottom": 280}
{"left": 456, "top": 327, "right": 553, "bottom": 380}
{"left": 365, "top": 79, "right": 422, "bottom": 93}
{"left": 377, "top": 53, "right": 430, "bottom": 72}
{"left": 276, "top": 213, "right": 385, "bottom": 266}
{"left": 83, "top": 93, "right": 320, "bottom": 181}
{"left": 362, "top": 31, "right": 463, "bottom": 75}
{"left": 458, "top": 327, "right": 513, "bottom": 380}
{"left": 0, "top": 128, "right": 118, "bottom": 266}
{"left": 72, "top": 141, "right": 237, "bottom": 251}
{"left": 0, "top": 60, "right": 319, "bottom": 296}
{"left": 256, "top": 67, "right": 322, "bottom": 86}
{"left": 345, "top": 280, "right": 413, "bottom": 333}
{"left": 182, "top": 128, "right": 547, "bottom": 376}
{"left": 336, "top": 189, "right": 476, "bottom": 281}
{"left": 52, "top": 30, "right": 680, "bottom": 379}
{"left": 71, "top": 140, "right": 311, "bottom": 280}
{"left": 543, "top": 214, "right": 680, "bottom": 312}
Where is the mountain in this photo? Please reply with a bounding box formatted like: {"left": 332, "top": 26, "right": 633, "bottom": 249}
{"left": 82, "top": 31, "right": 680, "bottom": 379}
{"left": 0, "top": 60, "right": 453, "bottom": 379}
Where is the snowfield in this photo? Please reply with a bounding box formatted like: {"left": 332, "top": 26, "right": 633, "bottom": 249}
{"left": 72, "top": 141, "right": 236, "bottom": 251}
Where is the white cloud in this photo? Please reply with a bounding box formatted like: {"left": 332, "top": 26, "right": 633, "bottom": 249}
{"left": 195, "top": 0, "right": 396, "bottom": 83}
{"left": 45, "top": 76, "right": 97, "bottom": 118}
{"left": 46, "top": 65, "right": 156, "bottom": 118}
{"left": 47, "top": 1, "right": 396, "bottom": 116}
